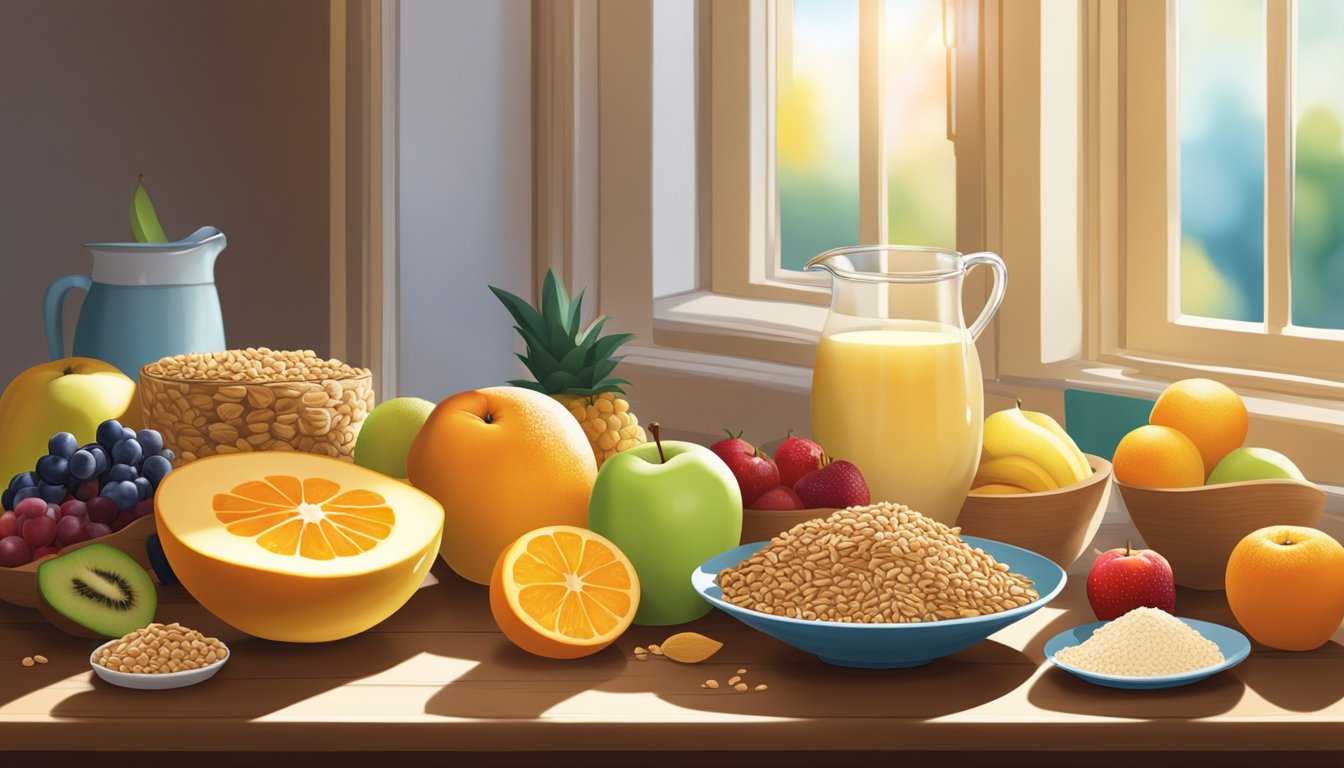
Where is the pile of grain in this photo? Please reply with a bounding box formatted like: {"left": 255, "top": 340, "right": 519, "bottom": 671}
{"left": 717, "top": 503, "right": 1038, "bottom": 624}
{"left": 1055, "top": 606, "right": 1224, "bottom": 676}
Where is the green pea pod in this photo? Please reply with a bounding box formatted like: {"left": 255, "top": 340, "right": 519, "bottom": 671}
{"left": 129, "top": 173, "right": 168, "bottom": 243}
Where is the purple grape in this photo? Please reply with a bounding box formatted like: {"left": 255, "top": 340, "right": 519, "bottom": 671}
{"left": 103, "top": 480, "right": 139, "bottom": 513}
{"left": 1, "top": 488, "right": 12, "bottom": 511}
{"left": 86, "top": 496, "right": 118, "bottom": 525}
{"left": 142, "top": 455, "right": 172, "bottom": 486}
{"left": 47, "top": 432, "right": 78, "bottom": 459}
{"left": 105, "top": 463, "right": 138, "bottom": 483}
{"left": 68, "top": 449, "right": 97, "bottom": 482}
{"left": 36, "top": 455, "right": 70, "bottom": 485}
{"left": 21, "top": 515, "right": 56, "bottom": 547}
{"left": 161, "top": 449, "right": 175, "bottom": 463}
{"left": 55, "top": 515, "right": 87, "bottom": 546}
{"left": 136, "top": 429, "right": 164, "bottom": 456}
{"left": 96, "top": 419, "right": 124, "bottom": 450}
{"left": 112, "top": 438, "right": 143, "bottom": 467}
{"left": 37, "top": 482, "right": 66, "bottom": 504}
{"left": 8, "top": 472, "right": 35, "bottom": 491}
{"left": 133, "top": 477, "right": 152, "bottom": 501}
{"left": 85, "top": 521, "right": 112, "bottom": 539}
{"left": 0, "top": 535, "right": 32, "bottom": 567}
{"left": 13, "top": 487, "right": 39, "bottom": 505}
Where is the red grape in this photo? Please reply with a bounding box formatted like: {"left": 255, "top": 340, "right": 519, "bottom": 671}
{"left": 75, "top": 479, "right": 100, "bottom": 502}
{"left": 85, "top": 522, "right": 112, "bottom": 539}
{"left": 62, "top": 492, "right": 74, "bottom": 503}
{"left": 87, "top": 496, "right": 118, "bottom": 525}
{"left": 0, "top": 535, "right": 32, "bottom": 567}
{"left": 14, "top": 497, "right": 47, "bottom": 519}
{"left": 133, "top": 498, "right": 155, "bottom": 518}
{"left": 110, "top": 510, "right": 137, "bottom": 532}
{"left": 0, "top": 511, "right": 16, "bottom": 538}
{"left": 22, "top": 515, "right": 56, "bottom": 547}
{"left": 55, "top": 515, "right": 87, "bottom": 546}
{"left": 59, "top": 499, "right": 88, "bottom": 519}
{"left": 45, "top": 504, "right": 59, "bottom": 520}
{"left": 31, "top": 546, "right": 58, "bottom": 562}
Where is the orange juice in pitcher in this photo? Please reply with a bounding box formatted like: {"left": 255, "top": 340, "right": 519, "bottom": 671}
{"left": 807, "top": 246, "right": 1006, "bottom": 524}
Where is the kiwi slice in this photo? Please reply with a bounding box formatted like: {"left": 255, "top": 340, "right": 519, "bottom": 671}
{"left": 36, "top": 544, "right": 157, "bottom": 638}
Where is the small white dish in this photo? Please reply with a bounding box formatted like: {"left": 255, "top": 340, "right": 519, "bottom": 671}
{"left": 89, "top": 637, "right": 229, "bottom": 690}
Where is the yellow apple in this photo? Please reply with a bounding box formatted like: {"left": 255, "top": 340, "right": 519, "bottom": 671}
{"left": 0, "top": 358, "right": 140, "bottom": 485}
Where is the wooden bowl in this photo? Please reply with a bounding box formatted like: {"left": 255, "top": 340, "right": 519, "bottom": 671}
{"left": 956, "top": 455, "right": 1113, "bottom": 569}
{"left": 1117, "top": 479, "right": 1326, "bottom": 590}
{"left": 740, "top": 507, "right": 836, "bottom": 544}
{"left": 0, "top": 515, "right": 157, "bottom": 608}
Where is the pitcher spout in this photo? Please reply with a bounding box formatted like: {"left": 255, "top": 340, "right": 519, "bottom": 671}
{"left": 83, "top": 226, "right": 227, "bottom": 287}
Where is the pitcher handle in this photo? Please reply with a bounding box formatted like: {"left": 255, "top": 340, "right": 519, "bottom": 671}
{"left": 44, "top": 274, "right": 92, "bottom": 360}
{"left": 962, "top": 251, "right": 1007, "bottom": 341}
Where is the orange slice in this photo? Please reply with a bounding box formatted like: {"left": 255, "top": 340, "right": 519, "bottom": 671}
{"left": 489, "top": 525, "right": 640, "bottom": 659}
{"left": 211, "top": 475, "right": 394, "bottom": 560}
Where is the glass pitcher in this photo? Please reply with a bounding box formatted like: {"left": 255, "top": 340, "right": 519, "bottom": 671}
{"left": 806, "top": 245, "right": 1007, "bottom": 525}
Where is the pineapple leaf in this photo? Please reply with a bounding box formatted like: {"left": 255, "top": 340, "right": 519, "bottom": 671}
{"left": 514, "top": 325, "right": 564, "bottom": 372}
{"left": 589, "top": 356, "right": 620, "bottom": 383}
{"left": 557, "top": 344, "right": 588, "bottom": 373}
{"left": 590, "top": 377, "right": 630, "bottom": 395}
{"left": 514, "top": 353, "right": 550, "bottom": 384}
{"left": 490, "top": 284, "right": 548, "bottom": 343}
{"left": 540, "top": 270, "right": 574, "bottom": 348}
{"left": 576, "top": 314, "right": 609, "bottom": 347}
{"left": 543, "top": 370, "right": 585, "bottom": 393}
{"left": 590, "top": 332, "right": 635, "bottom": 364}
{"left": 506, "top": 378, "right": 549, "bottom": 393}
{"left": 566, "top": 287, "right": 587, "bottom": 337}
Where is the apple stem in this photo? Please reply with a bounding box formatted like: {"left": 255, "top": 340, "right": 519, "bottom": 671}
{"left": 650, "top": 422, "right": 666, "bottom": 464}
{"left": 1125, "top": 539, "right": 1132, "bottom": 557}
{"left": 63, "top": 366, "right": 74, "bottom": 376}
{"left": 1015, "top": 397, "right": 1024, "bottom": 410}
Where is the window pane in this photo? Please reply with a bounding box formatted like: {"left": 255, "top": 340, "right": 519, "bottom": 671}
{"left": 884, "top": 0, "right": 954, "bottom": 249}
{"left": 777, "top": 0, "right": 860, "bottom": 271}
{"left": 1178, "top": 0, "right": 1265, "bottom": 323}
{"left": 1293, "top": 0, "right": 1344, "bottom": 330}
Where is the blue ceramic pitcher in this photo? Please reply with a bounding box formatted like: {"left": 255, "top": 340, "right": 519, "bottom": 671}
{"left": 44, "top": 226, "right": 228, "bottom": 378}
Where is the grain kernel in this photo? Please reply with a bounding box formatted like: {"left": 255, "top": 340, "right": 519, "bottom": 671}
{"left": 21, "top": 656, "right": 34, "bottom": 667}
{"left": 754, "top": 684, "right": 768, "bottom": 692}
{"left": 704, "top": 679, "right": 720, "bottom": 689}
{"left": 734, "top": 683, "right": 749, "bottom": 692}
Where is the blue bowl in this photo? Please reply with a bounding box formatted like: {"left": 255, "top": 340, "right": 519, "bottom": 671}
{"left": 1044, "top": 617, "right": 1250, "bottom": 690}
{"left": 692, "top": 536, "right": 1067, "bottom": 668}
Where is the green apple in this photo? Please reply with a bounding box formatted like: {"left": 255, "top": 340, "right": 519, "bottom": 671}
{"left": 354, "top": 397, "right": 436, "bottom": 478}
{"left": 1207, "top": 446, "right": 1306, "bottom": 485}
{"left": 588, "top": 429, "right": 741, "bottom": 625}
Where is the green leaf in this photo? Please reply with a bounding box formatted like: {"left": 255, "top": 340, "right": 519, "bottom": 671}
{"left": 589, "top": 377, "right": 630, "bottom": 395}
{"left": 557, "top": 345, "right": 588, "bottom": 373}
{"left": 490, "top": 285, "right": 548, "bottom": 342}
{"left": 542, "top": 370, "right": 585, "bottom": 392}
{"left": 590, "top": 332, "right": 635, "bottom": 363}
{"left": 514, "top": 326, "right": 563, "bottom": 372}
{"left": 589, "top": 356, "right": 620, "bottom": 383}
{"left": 576, "top": 315, "right": 609, "bottom": 347}
{"left": 506, "top": 378, "right": 548, "bottom": 393}
{"left": 513, "top": 353, "right": 549, "bottom": 384}
{"left": 129, "top": 174, "right": 168, "bottom": 243}
{"left": 566, "top": 287, "right": 587, "bottom": 336}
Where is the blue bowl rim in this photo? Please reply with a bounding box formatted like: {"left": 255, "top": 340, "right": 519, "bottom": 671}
{"left": 1044, "top": 617, "right": 1251, "bottom": 684}
{"left": 693, "top": 535, "right": 1068, "bottom": 631}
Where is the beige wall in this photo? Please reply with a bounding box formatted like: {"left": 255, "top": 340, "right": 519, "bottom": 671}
{"left": 0, "top": 0, "right": 330, "bottom": 385}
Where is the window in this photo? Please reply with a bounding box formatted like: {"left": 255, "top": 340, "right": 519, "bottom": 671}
{"left": 1123, "top": 0, "right": 1344, "bottom": 381}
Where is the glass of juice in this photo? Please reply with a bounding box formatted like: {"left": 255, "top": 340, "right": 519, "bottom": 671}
{"left": 807, "top": 245, "right": 1007, "bottom": 524}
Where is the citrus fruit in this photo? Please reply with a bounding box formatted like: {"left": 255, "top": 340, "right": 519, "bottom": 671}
{"left": 489, "top": 525, "right": 639, "bottom": 659}
{"left": 407, "top": 386, "right": 597, "bottom": 585}
{"left": 155, "top": 452, "right": 444, "bottom": 642}
{"left": 354, "top": 396, "right": 436, "bottom": 478}
{"left": 1225, "top": 526, "right": 1344, "bottom": 651}
{"left": 1112, "top": 425, "right": 1204, "bottom": 488}
{"left": 1149, "top": 378, "right": 1248, "bottom": 477}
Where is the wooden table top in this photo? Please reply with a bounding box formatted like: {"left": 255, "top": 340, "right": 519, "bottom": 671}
{"left": 3, "top": 557, "right": 1342, "bottom": 763}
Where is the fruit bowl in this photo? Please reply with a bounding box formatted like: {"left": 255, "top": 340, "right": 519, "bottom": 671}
{"left": 1117, "top": 478, "right": 1326, "bottom": 590}
{"left": 0, "top": 514, "right": 157, "bottom": 608}
{"left": 693, "top": 536, "right": 1066, "bottom": 668}
{"left": 956, "top": 454, "right": 1113, "bottom": 569}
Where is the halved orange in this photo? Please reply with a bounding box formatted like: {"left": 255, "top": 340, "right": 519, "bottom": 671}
{"left": 489, "top": 525, "right": 640, "bottom": 659}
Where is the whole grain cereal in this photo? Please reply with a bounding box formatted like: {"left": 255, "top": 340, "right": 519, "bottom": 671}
{"left": 1054, "top": 607, "right": 1223, "bottom": 676}
{"left": 717, "top": 503, "right": 1039, "bottom": 624}
{"left": 93, "top": 622, "right": 228, "bottom": 675}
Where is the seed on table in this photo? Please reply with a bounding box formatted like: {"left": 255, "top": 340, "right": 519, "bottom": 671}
{"left": 734, "top": 683, "right": 749, "bottom": 692}
{"left": 754, "top": 684, "right": 768, "bottom": 692}
{"left": 649, "top": 644, "right": 663, "bottom": 656}
{"left": 727, "top": 675, "right": 741, "bottom": 686}
{"left": 704, "top": 679, "right": 720, "bottom": 689}
{"left": 33, "top": 655, "right": 48, "bottom": 664}
{"left": 21, "top": 657, "right": 34, "bottom": 667}
{"left": 736, "top": 668, "right": 747, "bottom": 675}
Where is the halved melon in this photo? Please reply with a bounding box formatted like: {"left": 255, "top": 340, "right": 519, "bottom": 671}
{"left": 154, "top": 452, "right": 444, "bottom": 642}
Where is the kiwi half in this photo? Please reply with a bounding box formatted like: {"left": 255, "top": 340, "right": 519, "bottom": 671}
{"left": 36, "top": 543, "right": 157, "bottom": 638}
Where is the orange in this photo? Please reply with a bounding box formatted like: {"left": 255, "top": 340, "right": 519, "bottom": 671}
{"left": 1149, "top": 378, "right": 1248, "bottom": 477}
{"left": 489, "top": 525, "right": 639, "bottom": 659}
{"left": 407, "top": 386, "right": 597, "bottom": 585}
{"left": 1225, "top": 526, "right": 1344, "bottom": 651}
{"left": 1112, "top": 424, "right": 1204, "bottom": 488}
{"left": 155, "top": 452, "right": 444, "bottom": 642}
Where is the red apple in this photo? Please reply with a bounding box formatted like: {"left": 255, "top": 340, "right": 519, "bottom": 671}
{"left": 773, "top": 433, "right": 825, "bottom": 488}
{"left": 1086, "top": 542, "right": 1176, "bottom": 621}
{"left": 707, "top": 430, "right": 780, "bottom": 507}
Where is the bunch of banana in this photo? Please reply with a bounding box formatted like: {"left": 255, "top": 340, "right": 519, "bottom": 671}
{"left": 972, "top": 401, "right": 1093, "bottom": 495}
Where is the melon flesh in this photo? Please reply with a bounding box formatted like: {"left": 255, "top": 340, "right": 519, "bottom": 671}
{"left": 154, "top": 452, "right": 444, "bottom": 642}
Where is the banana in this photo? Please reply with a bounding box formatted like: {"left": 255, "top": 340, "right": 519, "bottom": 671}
{"left": 969, "top": 483, "right": 1032, "bottom": 495}
{"left": 974, "top": 455, "right": 1060, "bottom": 493}
{"left": 982, "top": 405, "right": 1088, "bottom": 487}
{"left": 130, "top": 173, "right": 168, "bottom": 243}
{"left": 1021, "top": 408, "right": 1093, "bottom": 480}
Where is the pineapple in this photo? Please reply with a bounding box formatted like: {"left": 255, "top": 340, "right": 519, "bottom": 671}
{"left": 490, "top": 269, "right": 647, "bottom": 467}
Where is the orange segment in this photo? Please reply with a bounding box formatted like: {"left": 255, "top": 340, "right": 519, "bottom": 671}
{"left": 211, "top": 475, "right": 396, "bottom": 560}
{"left": 489, "top": 525, "right": 640, "bottom": 659}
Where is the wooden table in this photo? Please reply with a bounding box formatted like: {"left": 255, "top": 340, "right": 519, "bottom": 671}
{"left": 3, "top": 558, "right": 1342, "bottom": 767}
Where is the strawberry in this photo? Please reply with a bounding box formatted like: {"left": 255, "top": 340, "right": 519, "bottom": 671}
{"left": 773, "top": 432, "right": 825, "bottom": 488}
{"left": 707, "top": 430, "right": 780, "bottom": 507}
{"left": 751, "top": 485, "right": 805, "bottom": 511}
{"left": 794, "top": 459, "right": 870, "bottom": 509}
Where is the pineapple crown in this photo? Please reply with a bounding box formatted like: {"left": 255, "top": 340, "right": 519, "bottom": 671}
{"left": 489, "top": 268, "right": 634, "bottom": 398}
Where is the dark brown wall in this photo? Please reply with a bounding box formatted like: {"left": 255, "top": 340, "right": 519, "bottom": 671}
{"left": 0, "top": 0, "right": 330, "bottom": 385}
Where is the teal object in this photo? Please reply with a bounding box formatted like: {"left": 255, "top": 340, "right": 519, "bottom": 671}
{"left": 1063, "top": 388, "right": 1155, "bottom": 461}
{"left": 44, "top": 227, "right": 227, "bottom": 378}
{"left": 692, "top": 537, "right": 1066, "bottom": 669}
{"left": 1045, "top": 617, "right": 1250, "bottom": 690}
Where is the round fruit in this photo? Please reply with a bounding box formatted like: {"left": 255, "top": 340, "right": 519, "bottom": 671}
{"left": 14, "top": 497, "right": 48, "bottom": 519}
{"left": 354, "top": 397, "right": 436, "bottom": 479}
{"left": 489, "top": 525, "right": 639, "bottom": 659}
{"left": 1149, "top": 378, "right": 1248, "bottom": 477}
{"left": 1112, "top": 425, "right": 1204, "bottom": 488}
{"left": 0, "top": 511, "right": 16, "bottom": 538}
{"left": 407, "top": 387, "right": 597, "bottom": 585}
{"left": 154, "top": 452, "right": 445, "bottom": 642}
{"left": 86, "top": 496, "right": 118, "bottom": 525}
{"left": 0, "top": 535, "right": 30, "bottom": 567}
{"left": 48, "top": 432, "right": 78, "bottom": 459}
{"left": 22, "top": 514, "right": 56, "bottom": 547}
{"left": 1225, "top": 525, "right": 1344, "bottom": 651}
